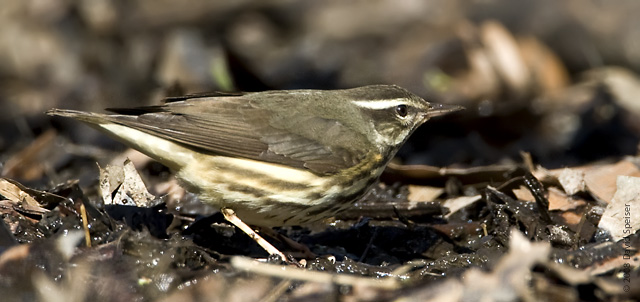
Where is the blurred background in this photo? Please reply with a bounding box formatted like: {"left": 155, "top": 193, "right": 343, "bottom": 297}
{"left": 2, "top": 0, "right": 640, "bottom": 185}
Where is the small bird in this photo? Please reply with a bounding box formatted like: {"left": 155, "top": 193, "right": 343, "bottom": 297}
{"left": 48, "top": 85, "right": 461, "bottom": 226}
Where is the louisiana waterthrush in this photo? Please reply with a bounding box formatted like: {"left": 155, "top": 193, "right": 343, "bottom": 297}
{"left": 48, "top": 85, "right": 461, "bottom": 226}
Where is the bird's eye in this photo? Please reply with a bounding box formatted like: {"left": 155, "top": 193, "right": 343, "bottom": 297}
{"left": 395, "top": 104, "right": 408, "bottom": 117}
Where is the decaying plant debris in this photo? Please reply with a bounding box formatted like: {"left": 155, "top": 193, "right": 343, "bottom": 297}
{"left": 1, "top": 155, "right": 638, "bottom": 301}
{"left": 2, "top": 1, "right": 640, "bottom": 301}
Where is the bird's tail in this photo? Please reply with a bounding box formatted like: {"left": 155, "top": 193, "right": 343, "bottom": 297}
{"left": 47, "top": 109, "right": 112, "bottom": 125}
{"left": 47, "top": 108, "right": 193, "bottom": 170}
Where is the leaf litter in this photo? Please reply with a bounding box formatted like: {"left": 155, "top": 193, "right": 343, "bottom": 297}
{"left": 2, "top": 1, "right": 640, "bottom": 301}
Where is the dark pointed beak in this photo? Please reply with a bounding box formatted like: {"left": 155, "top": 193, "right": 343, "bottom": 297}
{"left": 424, "top": 103, "right": 464, "bottom": 119}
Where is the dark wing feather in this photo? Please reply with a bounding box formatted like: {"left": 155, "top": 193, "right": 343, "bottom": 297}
{"left": 161, "top": 91, "right": 245, "bottom": 103}
{"left": 103, "top": 94, "right": 368, "bottom": 175}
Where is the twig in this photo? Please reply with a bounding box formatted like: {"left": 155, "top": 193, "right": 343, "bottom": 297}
{"left": 221, "top": 208, "right": 287, "bottom": 262}
{"left": 232, "top": 256, "right": 400, "bottom": 290}
{"left": 79, "top": 203, "right": 91, "bottom": 247}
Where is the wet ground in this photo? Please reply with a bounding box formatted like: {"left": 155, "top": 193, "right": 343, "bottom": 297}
{"left": 1, "top": 1, "right": 640, "bottom": 301}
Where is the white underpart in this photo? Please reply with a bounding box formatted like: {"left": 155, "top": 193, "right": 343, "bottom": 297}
{"left": 220, "top": 156, "right": 328, "bottom": 186}
{"left": 181, "top": 156, "right": 333, "bottom": 204}
{"left": 99, "top": 123, "right": 195, "bottom": 169}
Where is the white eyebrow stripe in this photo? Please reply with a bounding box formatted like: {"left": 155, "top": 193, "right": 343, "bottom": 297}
{"left": 350, "top": 98, "right": 408, "bottom": 110}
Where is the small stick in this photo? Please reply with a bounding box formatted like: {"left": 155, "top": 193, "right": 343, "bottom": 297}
{"left": 259, "top": 227, "right": 316, "bottom": 259}
{"left": 232, "top": 256, "right": 400, "bottom": 290}
{"left": 221, "top": 208, "right": 287, "bottom": 262}
{"left": 79, "top": 203, "right": 91, "bottom": 247}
